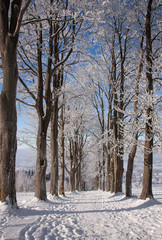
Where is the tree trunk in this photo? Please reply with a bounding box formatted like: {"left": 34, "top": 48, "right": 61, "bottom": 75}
{"left": 111, "top": 35, "right": 121, "bottom": 194}
{"left": 140, "top": 141, "right": 153, "bottom": 199}
{"left": 125, "top": 36, "right": 144, "bottom": 197}
{"left": 113, "top": 76, "right": 120, "bottom": 193}
{"left": 50, "top": 21, "right": 60, "bottom": 196}
{"left": 34, "top": 19, "right": 51, "bottom": 200}
{"left": 0, "top": 0, "right": 30, "bottom": 206}
{"left": 110, "top": 159, "right": 115, "bottom": 193}
{"left": 107, "top": 84, "right": 113, "bottom": 192}
{"left": 69, "top": 170, "right": 75, "bottom": 192}
{"left": 140, "top": 0, "right": 153, "bottom": 200}
{"left": 102, "top": 144, "right": 106, "bottom": 191}
{"left": 35, "top": 121, "right": 47, "bottom": 200}
{"left": 94, "top": 175, "right": 99, "bottom": 190}
{"left": 106, "top": 154, "right": 111, "bottom": 192}
{"left": 0, "top": 61, "right": 17, "bottom": 205}
{"left": 117, "top": 123, "right": 124, "bottom": 193}
{"left": 68, "top": 138, "right": 75, "bottom": 192}
{"left": 59, "top": 104, "right": 65, "bottom": 196}
{"left": 116, "top": 32, "right": 126, "bottom": 193}
{"left": 125, "top": 137, "right": 137, "bottom": 197}
{"left": 50, "top": 96, "right": 59, "bottom": 196}
{"left": 76, "top": 162, "right": 81, "bottom": 191}
{"left": 78, "top": 144, "right": 84, "bottom": 191}
{"left": 98, "top": 161, "right": 102, "bottom": 190}
{"left": 0, "top": 36, "right": 18, "bottom": 205}
{"left": 69, "top": 174, "right": 73, "bottom": 192}
{"left": 80, "top": 159, "right": 85, "bottom": 191}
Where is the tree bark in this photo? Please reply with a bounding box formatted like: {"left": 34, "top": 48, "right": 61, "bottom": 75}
{"left": 0, "top": 0, "right": 30, "bottom": 205}
{"left": 140, "top": 0, "right": 153, "bottom": 200}
{"left": 50, "top": 22, "right": 60, "bottom": 196}
{"left": 111, "top": 35, "right": 119, "bottom": 193}
{"left": 69, "top": 170, "right": 75, "bottom": 192}
{"left": 106, "top": 154, "right": 111, "bottom": 192}
{"left": 50, "top": 95, "right": 59, "bottom": 196}
{"left": 75, "top": 163, "right": 81, "bottom": 191}
{"left": 0, "top": 51, "right": 17, "bottom": 205}
{"left": 110, "top": 158, "right": 115, "bottom": 193}
{"left": 125, "top": 135, "right": 138, "bottom": 197}
{"left": 97, "top": 160, "right": 101, "bottom": 190}
{"left": 35, "top": 120, "right": 47, "bottom": 200}
{"left": 34, "top": 20, "right": 52, "bottom": 200}
{"left": 106, "top": 85, "right": 113, "bottom": 192}
{"left": 80, "top": 156, "right": 85, "bottom": 191}
{"left": 69, "top": 138, "right": 75, "bottom": 192}
{"left": 59, "top": 103, "right": 65, "bottom": 196}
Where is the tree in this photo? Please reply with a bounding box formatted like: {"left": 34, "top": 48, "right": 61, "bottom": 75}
{"left": 59, "top": 82, "right": 90, "bottom": 192}
{"left": 125, "top": 2, "right": 146, "bottom": 195}
{"left": 18, "top": 2, "right": 53, "bottom": 200}
{"left": 0, "top": 0, "right": 31, "bottom": 205}
{"left": 11, "top": 0, "right": 161, "bottom": 199}
{"left": 125, "top": 35, "right": 144, "bottom": 197}
{"left": 17, "top": 0, "right": 83, "bottom": 199}
{"left": 64, "top": 112, "right": 87, "bottom": 192}
{"left": 50, "top": 1, "right": 83, "bottom": 196}
{"left": 140, "top": 0, "right": 154, "bottom": 200}
{"left": 59, "top": 96, "right": 65, "bottom": 195}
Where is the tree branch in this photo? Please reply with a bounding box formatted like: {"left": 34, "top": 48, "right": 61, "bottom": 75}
{"left": 16, "top": 98, "right": 35, "bottom": 108}
{"left": 13, "top": 0, "right": 31, "bottom": 37}
{"left": 19, "top": 76, "right": 37, "bottom": 101}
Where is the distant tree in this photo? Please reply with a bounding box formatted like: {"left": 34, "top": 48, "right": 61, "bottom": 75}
{"left": 61, "top": 88, "right": 89, "bottom": 192}
{"left": 64, "top": 122, "right": 86, "bottom": 192}
{"left": 0, "top": 0, "right": 31, "bottom": 206}
{"left": 16, "top": 170, "right": 35, "bottom": 192}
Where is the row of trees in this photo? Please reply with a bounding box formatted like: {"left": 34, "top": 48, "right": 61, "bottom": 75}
{"left": 0, "top": 0, "right": 161, "bottom": 206}
{"left": 83, "top": 0, "right": 161, "bottom": 199}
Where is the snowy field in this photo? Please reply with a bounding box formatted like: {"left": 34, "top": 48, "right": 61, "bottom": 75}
{"left": 0, "top": 184, "right": 162, "bottom": 240}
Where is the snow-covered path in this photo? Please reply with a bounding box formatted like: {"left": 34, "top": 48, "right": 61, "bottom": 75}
{"left": 76, "top": 191, "right": 162, "bottom": 240}
{"left": 0, "top": 188, "right": 162, "bottom": 240}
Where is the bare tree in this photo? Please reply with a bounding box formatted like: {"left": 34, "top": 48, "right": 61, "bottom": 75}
{"left": 93, "top": 86, "right": 106, "bottom": 191}
{"left": 50, "top": 1, "right": 83, "bottom": 196}
{"left": 18, "top": 4, "right": 53, "bottom": 200}
{"left": 0, "top": 0, "right": 30, "bottom": 205}
{"left": 18, "top": 0, "right": 82, "bottom": 199}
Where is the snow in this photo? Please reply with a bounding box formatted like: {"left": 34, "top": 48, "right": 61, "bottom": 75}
{"left": 0, "top": 185, "right": 162, "bottom": 240}
{"left": 1, "top": 153, "right": 162, "bottom": 239}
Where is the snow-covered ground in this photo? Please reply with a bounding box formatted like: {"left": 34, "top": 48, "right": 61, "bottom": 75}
{"left": 1, "top": 153, "right": 162, "bottom": 240}
{"left": 0, "top": 184, "right": 162, "bottom": 240}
